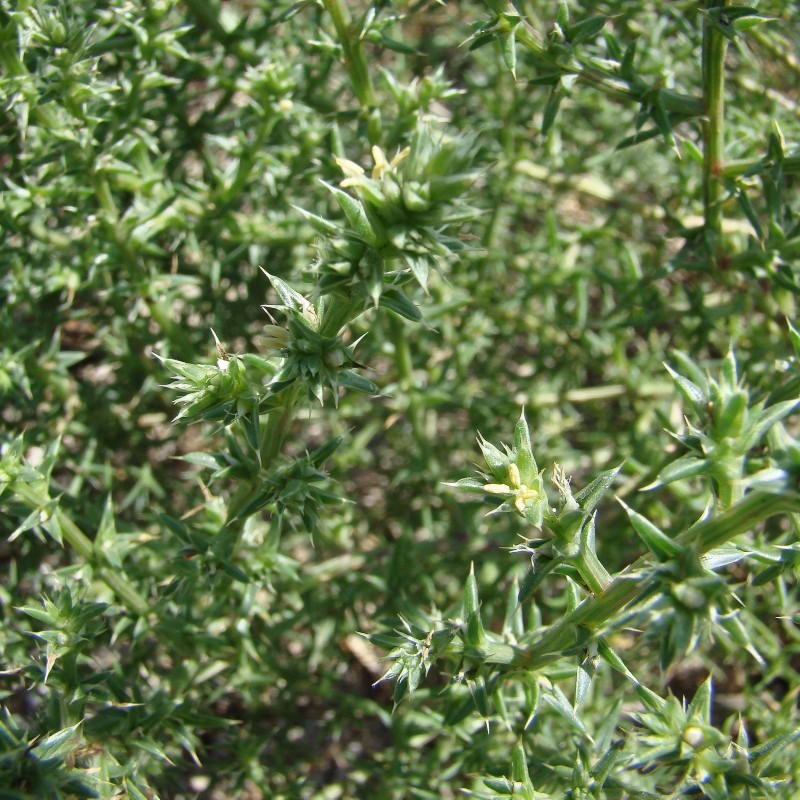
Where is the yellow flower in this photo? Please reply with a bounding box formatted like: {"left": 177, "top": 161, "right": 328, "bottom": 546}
{"left": 483, "top": 462, "right": 541, "bottom": 514}
{"left": 335, "top": 157, "right": 365, "bottom": 188}
{"left": 372, "top": 145, "right": 410, "bottom": 179}
{"left": 337, "top": 146, "right": 411, "bottom": 187}
{"left": 370, "top": 146, "right": 389, "bottom": 179}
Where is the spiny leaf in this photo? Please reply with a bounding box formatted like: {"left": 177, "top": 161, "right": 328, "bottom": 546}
{"left": 574, "top": 464, "right": 622, "bottom": 514}
{"left": 324, "top": 182, "right": 382, "bottom": 248}
{"left": 618, "top": 499, "right": 683, "bottom": 560}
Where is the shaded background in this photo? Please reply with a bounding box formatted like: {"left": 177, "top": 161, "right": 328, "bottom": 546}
{"left": 1, "top": 1, "right": 798, "bottom": 797}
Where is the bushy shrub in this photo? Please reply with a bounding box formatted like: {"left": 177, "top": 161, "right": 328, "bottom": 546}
{"left": 2, "top": 1, "right": 799, "bottom": 797}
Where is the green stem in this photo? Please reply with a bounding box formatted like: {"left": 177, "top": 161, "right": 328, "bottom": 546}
{"left": 148, "top": 297, "right": 194, "bottom": 355}
{"left": 502, "top": 491, "right": 800, "bottom": 671}
{"left": 389, "top": 315, "right": 435, "bottom": 472}
{"left": 13, "top": 482, "right": 151, "bottom": 617}
{"left": 678, "top": 489, "right": 797, "bottom": 552}
{"left": 725, "top": 238, "right": 800, "bottom": 272}
{"left": 750, "top": 27, "right": 800, "bottom": 80}
{"left": 217, "top": 115, "right": 279, "bottom": 208}
{"left": 322, "top": 0, "right": 377, "bottom": 111}
{"left": 245, "top": 292, "right": 367, "bottom": 523}
{"left": 701, "top": 4, "right": 728, "bottom": 252}
{"left": 574, "top": 546, "right": 612, "bottom": 596}
{"left": 260, "top": 383, "right": 303, "bottom": 467}
{"left": 236, "top": 292, "right": 367, "bottom": 531}
{"left": 714, "top": 454, "right": 746, "bottom": 509}
{"left": 525, "top": 381, "right": 674, "bottom": 408}
{"left": 483, "top": 1, "right": 704, "bottom": 118}
{"left": 722, "top": 155, "right": 800, "bottom": 180}
{"left": 390, "top": 315, "right": 414, "bottom": 386}
{"left": 227, "top": 1, "right": 385, "bottom": 543}
{"left": 92, "top": 174, "right": 119, "bottom": 222}
{"left": 484, "top": 77, "right": 521, "bottom": 251}
{"left": 94, "top": 564, "right": 150, "bottom": 617}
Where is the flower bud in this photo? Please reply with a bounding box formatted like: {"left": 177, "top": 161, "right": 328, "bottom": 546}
{"left": 683, "top": 726, "right": 705, "bottom": 748}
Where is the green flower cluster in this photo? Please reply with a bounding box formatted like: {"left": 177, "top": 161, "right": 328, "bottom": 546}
{"left": 298, "top": 126, "right": 480, "bottom": 314}
{"left": 450, "top": 411, "right": 617, "bottom": 594}
{"left": 261, "top": 274, "right": 379, "bottom": 406}
{"left": 156, "top": 346, "right": 268, "bottom": 428}
{"left": 647, "top": 348, "right": 800, "bottom": 507}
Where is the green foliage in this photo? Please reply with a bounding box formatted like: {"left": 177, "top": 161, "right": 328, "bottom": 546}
{"left": 2, "top": 0, "right": 799, "bottom": 797}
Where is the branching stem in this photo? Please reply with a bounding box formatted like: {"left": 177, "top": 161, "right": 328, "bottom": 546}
{"left": 12, "top": 482, "right": 151, "bottom": 617}
{"left": 322, "top": 0, "right": 377, "bottom": 115}
{"left": 500, "top": 491, "right": 800, "bottom": 671}
{"left": 389, "top": 315, "right": 435, "bottom": 472}
{"left": 482, "top": 0, "right": 704, "bottom": 118}
{"left": 701, "top": 3, "right": 728, "bottom": 253}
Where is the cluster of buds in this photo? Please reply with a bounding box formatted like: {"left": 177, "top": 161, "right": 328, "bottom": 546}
{"left": 260, "top": 274, "right": 378, "bottom": 406}
{"left": 228, "top": 437, "right": 344, "bottom": 531}
{"left": 448, "top": 411, "right": 549, "bottom": 529}
{"left": 632, "top": 678, "right": 731, "bottom": 787}
{"left": 297, "top": 126, "right": 479, "bottom": 312}
{"left": 647, "top": 349, "right": 800, "bottom": 506}
{"left": 157, "top": 338, "right": 262, "bottom": 427}
{"left": 480, "top": 448, "right": 549, "bottom": 528}
{"left": 451, "top": 411, "right": 616, "bottom": 594}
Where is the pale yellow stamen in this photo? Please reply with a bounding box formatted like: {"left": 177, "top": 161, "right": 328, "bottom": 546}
{"left": 485, "top": 472, "right": 538, "bottom": 513}
{"left": 371, "top": 146, "right": 389, "bottom": 179}
{"left": 371, "top": 145, "right": 410, "bottom": 179}
{"left": 335, "top": 157, "right": 365, "bottom": 180}
{"left": 514, "top": 486, "right": 538, "bottom": 513}
{"left": 390, "top": 146, "right": 410, "bottom": 168}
